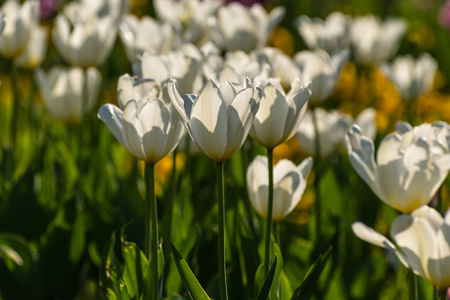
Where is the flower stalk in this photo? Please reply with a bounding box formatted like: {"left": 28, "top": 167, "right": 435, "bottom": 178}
{"left": 215, "top": 161, "right": 229, "bottom": 300}
{"left": 145, "top": 163, "right": 159, "bottom": 300}
{"left": 264, "top": 148, "right": 274, "bottom": 277}
{"left": 438, "top": 288, "right": 447, "bottom": 300}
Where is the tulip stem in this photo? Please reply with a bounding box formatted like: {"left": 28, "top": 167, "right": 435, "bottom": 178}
{"left": 265, "top": 148, "right": 274, "bottom": 277}
{"left": 215, "top": 161, "right": 229, "bottom": 300}
{"left": 408, "top": 270, "right": 418, "bottom": 300}
{"left": 10, "top": 63, "right": 20, "bottom": 149}
{"left": 145, "top": 163, "right": 159, "bottom": 300}
{"left": 162, "top": 150, "right": 177, "bottom": 294}
{"left": 438, "top": 288, "right": 447, "bottom": 300}
{"left": 312, "top": 109, "right": 322, "bottom": 241}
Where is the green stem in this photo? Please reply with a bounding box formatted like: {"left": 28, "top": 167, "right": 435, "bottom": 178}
{"left": 215, "top": 161, "right": 228, "bottom": 300}
{"left": 312, "top": 109, "right": 322, "bottom": 241}
{"left": 408, "top": 270, "right": 418, "bottom": 300}
{"left": 145, "top": 163, "right": 158, "bottom": 300}
{"left": 264, "top": 148, "right": 274, "bottom": 277}
{"left": 274, "top": 222, "right": 280, "bottom": 246}
{"left": 10, "top": 63, "right": 20, "bottom": 149}
{"left": 438, "top": 288, "right": 447, "bottom": 300}
{"left": 162, "top": 150, "right": 177, "bottom": 294}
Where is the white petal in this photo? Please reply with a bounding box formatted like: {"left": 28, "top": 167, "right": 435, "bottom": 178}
{"left": 190, "top": 80, "right": 227, "bottom": 161}
{"left": 98, "top": 104, "right": 125, "bottom": 147}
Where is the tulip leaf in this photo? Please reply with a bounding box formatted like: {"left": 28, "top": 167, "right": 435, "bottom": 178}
{"left": 0, "top": 232, "right": 33, "bottom": 272}
{"left": 256, "top": 255, "right": 278, "bottom": 300}
{"left": 170, "top": 242, "right": 210, "bottom": 300}
{"left": 121, "top": 239, "right": 148, "bottom": 298}
{"left": 100, "top": 232, "right": 131, "bottom": 300}
{"left": 291, "top": 246, "right": 332, "bottom": 300}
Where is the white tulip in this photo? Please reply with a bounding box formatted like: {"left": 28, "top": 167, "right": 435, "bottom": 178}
{"left": 14, "top": 24, "right": 48, "bottom": 69}
{"left": 347, "top": 121, "right": 450, "bottom": 213}
{"left": 119, "top": 15, "right": 179, "bottom": 63}
{"left": 117, "top": 74, "right": 161, "bottom": 110}
{"left": 168, "top": 77, "right": 261, "bottom": 162}
{"left": 355, "top": 108, "right": 377, "bottom": 142}
{"left": 98, "top": 79, "right": 184, "bottom": 164}
{"left": 140, "top": 51, "right": 204, "bottom": 96}
{"left": 203, "top": 50, "right": 264, "bottom": 86}
{"left": 296, "top": 108, "right": 352, "bottom": 157}
{"left": 250, "top": 78, "right": 311, "bottom": 149}
{"left": 351, "top": 15, "right": 407, "bottom": 65}
{"left": 154, "top": 0, "right": 223, "bottom": 45}
{"left": 353, "top": 205, "right": 450, "bottom": 289}
{"left": 214, "top": 3, "right": 285, "bottom": 53}
{"left": 381, "top": 53, "right": 438, "bottom": 102}
{"left": 36, "top": 66, "right": 101, "bottom": 124}
{"left": 296, "top": 12, "right": 351, "bottom": 53}
{"left": 0, "top": 0, "right": 38, "bottom": 59}
{"left": 255, "top": 47, "right": 301, "bottom": 88}
{"left": 246, "top": 155, "right": 313, "bottom": 222}
{"left": 53, "top": 8, "right": 117, "bottom": 68}
{"left": 294, "top": 48, "right": 350, "bottom": 103}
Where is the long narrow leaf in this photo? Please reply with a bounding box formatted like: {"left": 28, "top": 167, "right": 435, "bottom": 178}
{"left": 291, "top": 247, "right": 332, "bottom": 300}
{"left": 170, "top": 242, "right": 210, "bottom": 300}
{"left": 256, "top": 255, "right": 278, "bottom": 300}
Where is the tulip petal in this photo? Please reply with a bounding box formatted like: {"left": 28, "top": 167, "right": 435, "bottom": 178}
{"left": 190, "top": 80, "right": 227, "bottom": 161}
{"left": 122, "top": 100, "right": 146, "bottom": 161}
{"left": 98, "top": 104, "right": 125, "bottom": 147}
{"left": 224, "top": 86, "right": 261, "bottom": 159}
{"left": 282, "top": 80, "right": 311, "bottom": 142}
{"left": 140, "top": 99, "right": 170, "bottom": 163}
{"left": 347, "top": 125, "right": 383, "bottom": 200}
{"left": 390, "top": 213, "right": 436, "bottom": 283}
{"left": 246, "top": 155, "right": 269, "bottom": 218}
{"left": 352, "top": 222, "right": 394, "bottom": 249}
{"left": 250, "top": 83, "right": 289, "bottom": 149}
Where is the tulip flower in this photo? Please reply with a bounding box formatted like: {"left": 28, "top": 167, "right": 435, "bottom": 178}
{"left": 53, "top": 5, "right": 117, "bottom": 68}
{"left": 154, "top": 0, "right": 222, "bottom": 45}
{"left": 116, "top": 74, "right": 161, "bottom": 110}
{"left": 353, "top": 205, "right": 450, "bottom": 290}
{"left": 250, "top": 78, "right": 311, "bottom": 149}
{"left": 168, "top": 77, "right": 261, "bottom": 162}
{"left": 347, "top": 121, "right": 450, "bottom": 213}
{"left": 98, "top": 93, "right": 184, "bottom": 165}
{"left": 214, "top": 2, "right": 285, "bottom": 52}
{"left": 381, "top": 53, "right": 437, "bottom": 102}
{"left": 296, "top": 108, "right": 352, "bottom": 157}
{"left": 36, "top": 66, "right": 101, "bottom": 124}
{"left": 0, "top": 0, "right": 38, "bottom": 59}
{"left": 255, "top": 47, "right": 301, "bottom": 88}
{"left": 14, "top": 25, "right": 48, "bottom": 69}
{"left": 140, "top": 51, "right": 204, "bottom": 96}
{"left": 294, "top": 48, "right": 350, "bottom": 104}
{"left": 247, "top": 155, "right": 313, "bottom": 222}
{"left": 296, "top": 12, "right": 351, "bottom": 53}
{"left": 351, "top": 15, "right": 407, "bottom": 65}
{"left": 119, "top": 15, "right": 179, "bottom": 63}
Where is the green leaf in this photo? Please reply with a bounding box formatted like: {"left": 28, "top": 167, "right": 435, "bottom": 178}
{"left": 121, "top": 240, "right": 148, "bottom": 298}
{"left": 68, "top": 211, "right": 86, "bottom": 264}
{"left": 291, "top": 247, "right": 333, "bottom": 300}
{"left": 256, "top": 255, "right": 278, "bottom": 300}
{"left": 170, "top": 242, "right": 210, "bottom": 300}
{"left": 0, "top": 233, "right": 33, "bottom": 272}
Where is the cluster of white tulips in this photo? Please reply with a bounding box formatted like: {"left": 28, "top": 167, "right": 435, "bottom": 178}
{"left": 1, "top": 0, "right": 448, "bottom": 298}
